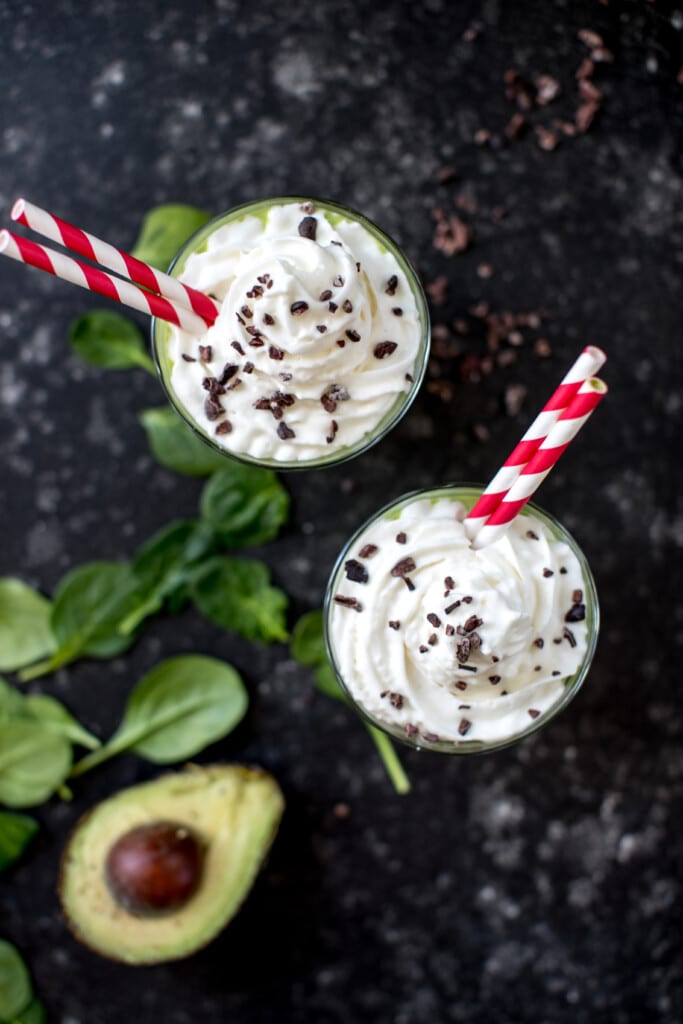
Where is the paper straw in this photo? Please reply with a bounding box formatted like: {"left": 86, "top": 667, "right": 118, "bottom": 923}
{"left": 0, "top": 229, "right": 208, "bottom": 335}
{"left": 11, "top": 198, "right": 219, "bottom": 326}
{"left": 471, "top": 377, "right": 608, "bottom": 550}
{"left": 464, "top": 345, "right": 606, "bottom": 541}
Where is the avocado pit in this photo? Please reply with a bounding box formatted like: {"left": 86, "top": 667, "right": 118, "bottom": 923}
{"left": 105, "top": 820, "right": 203, "bottom": 917}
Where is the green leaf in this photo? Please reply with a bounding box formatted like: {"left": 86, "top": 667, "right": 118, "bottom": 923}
{"left": 0, "top": 811, "right": 39, "bottom": 874}
{"left": 23, "top": 695, "right": 100, "bottom": 751}
{"left": 131, "top": 205, "right": 211, "bottom": 271}
{"left": 191, "top": 558, "right": 289, "bottom": 644}
{"left": 12, "top": 996, "right": 46, "bottom": 1024}
{"left": 20, "top": 562, "right": 141, "bottom": 681}
{"left": 200, "top": 464, "right": 290, "bottom": 548}
{"left": 0, "top": 941, "right": 32, "bottom": 1021}
{"left": 290, "top": 612, "right": 345, "bottom": 701}
{"left": 71, "top": 655, "right": 248, "bottom": 776}
{"left": 313, "top": 661, "right": 346, "bottom": 702}
{"left": 0, "top": 679, "right": 26, "bottom": 723}
{"left": 139, "top": 406, "right": 228, "bottom": 477}
{"left": 69, "top": 310, "right": 155, "bottom": 374}
{"left": 0, "top": 722, "right": 72, "bottom": 807}
{"left": 120, "top": 520, "right": 218, "bottom": 634}
{"left": 0, "top": 579, "right": 55, "bottom": 674}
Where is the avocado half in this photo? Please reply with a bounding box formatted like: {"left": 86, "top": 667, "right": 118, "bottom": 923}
{"left": 59, "top": 764, "right": 284, "bottom": 965}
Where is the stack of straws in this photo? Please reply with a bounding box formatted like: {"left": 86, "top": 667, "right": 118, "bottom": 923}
{"left": 465, "top": 346, "right": 607, "bottom": 548}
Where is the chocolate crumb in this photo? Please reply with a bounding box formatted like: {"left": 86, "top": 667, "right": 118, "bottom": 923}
{"left": 300, "top": 201, "right": 315, "bottom": 215}
{"left": 459, "top": 664, "right": 477, "bottom": 673}
{"left": 298, "top": 216, "right": 317, "bottom": 241}
{"left": 534, "top": 638, "right": 545, "bottom": 648}
{"left": 419, "top": 645, "right": 429, "bottom": 653}
{"left": 492, "top": 655, "right": 500, "bottom": 663}
{"left": 290, "top": 301, "right": 309, "bottom": 317}
{"left": 396, "top": 532, "right": 407, "bottom": 544}
{"left": 552, "top": 670, "right": 561, "bottom": 677}
{"left": 241, "top": 305, "right": 253, "bottom": 319}
{"left": 243, "top": 361, "right": 254, "bottom": 374}
{"left": 572, "top": 589, "right": 584, "bottom": 604}
{"left": 181, "top": 354, "right": 196, "bottom": 362}
{"left": 445, "top": 576, "right": 456, "bottom": 591}
{"left": 342, "top": 299, "right": 353, "bottom": 314}
{"left": 279, "top": 372, "right": 292, "bottom": 382}
{"left": 489, "top": 675, "right": 501, "bottom": 684}
{"left": 391, "top": 557, "right": 416, "bottom": 578}
{"left": 277, "top": 422, "right": 296, "bottom": 440}
{"left": 405, "top": 724, "right": 419, "bottom": 738}
{"left": 268, "top": 345, "right": 284, "bottom": 361}
{"left": 328, "top": 301, "right": 338, "bottom": 313}
{"left": 385, "top": 275, "right": 398, "bottom": 296}
{"left": 204, "top": 395, "right": 224, "bottom": 421}
{"left": 445, "top": 624, "right": 455, "bottom": 636}
{"left": 535, "top": 665, "right": 542, "bottom": 672}
{"left": 445, "top": 601, "right": 461, "bottom": 615}
{"left": 428, "top": 633, "right": 438, "bottom": 646}
{"left": 321, "top": 383, "right": 350, "bottom": 413}
{"left": 248, "top": 337, "right": 264, "bottom": 348}
{"left": 326, "top": 420, "right": 338, "bottom": 444}
{"left": 526, "top": 530, "right": 539, "bottom": 540}
{"left": 345, "top": 329, "right": 361, "bottom": 342}
{"left": 316, "top": 325, "right": 328, "bottom": 334}
{"left": 319, "top": 289, "right": 333, "bottom": 302}
{"left": 388, "top": 620, "right": 400, "bottom": 630}
{"left": 392, "top": 307, "right": 403, "bottom": 317}
{"left": 423, "top": 732, "right": 440, "bottom": 743}
{"left": 263, "top": 313, "right": 275, "bottom": 326}
{"left": 427, "top": 613, "right": 442, "bottom": 628}
{"left": 543, "top": 568, "right": 554, "bottom": 578}
{"left": 563, "top": 626, "right": 577, "bottom": 648}
{"left": 333, "top": 595, "right": 363, "bottom": 612}
{"left": 215, "top": 420, "right": 232, "bottom": 435}
{"left": 565, "top": 604, "right": 586, "bottom": 623}
{"left": 458, "top": 718, "right": 472, "bottom": 736}
{"left": 333, "top": 275, "right": 344, "bottom": 288}
{"left": 231, "top": 341, "right": 245, "bottom": 355}
{"left": 456, "top": 638, "right": 471, "bottom": 663}
{"left": 403, "top": 577, "right": 416, "bottom": 592}
{"left": 463, "top": 615, "right": 483, "bottom": 633}
{"left": 344, "top": 559, "right": 369, "bottom": 584}
{"left": 374, "top": 341, "right": 398, "bottom": 359}
{"left": 359, "top": 544, "right": 378, "bottom": 559}
{"left": 218, "top": 363, "right": 239, "bottom": 385}
{"left": 455, "top": 680, "right": 468, "bottom": 691}
{"left": 199, "top": 345, "right": 212, "bottom": 363}
{"left": 528, "top": 708, "right": 541, "bottom": 719}
{"left": 462, "top": 596, "right": 473, "bottom": 604}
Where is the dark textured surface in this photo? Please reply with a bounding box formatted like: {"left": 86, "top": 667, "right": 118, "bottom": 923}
{"left": 1, "top": 1, "right": 682, "bottom": 1021}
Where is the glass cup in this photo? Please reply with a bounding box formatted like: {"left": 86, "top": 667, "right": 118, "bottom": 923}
{"left": 324, "top": 484, "right": 599, "bottom": 754}
{"left": 151, "top": 196, "right": 430, "bottom": 471}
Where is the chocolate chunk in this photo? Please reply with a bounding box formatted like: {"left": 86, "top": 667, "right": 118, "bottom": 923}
{"left": 243, "top": 361, "right": 254, "bottom": 374}
{"left": 459, "top": 664, "right": 477, "bottom": 673}
{"left": 468, "top": 632, "right": 482, "bottom": 651}
{"left": 263, "top": 312, "right": 275, "bottom": 326}
{"left": 427, "top": 613, "right": 441, "bottom": 628}
{"left": 403, "top": 577, "right": 416, "bottom": 592}
{"left": 405, "top": 724, "right": 419, "bottom": 738}
{"left": 489, "top": 675, "right": 501, "bottom": 684}
{"left": 345, "top": 329, "right": 361, "bottom": 342}
{"left": 445, "top": 601, "right": 461, "bottom": 614}
{"left": 543, "top": 568, "right": 554, "bottom": 578}
{"left": 181, "top": 354, "right": 196, "bottom": 362}
{"left": 423, "top": 732, "right": 440, "bottom": 743}
{"left": 374, "top": 341, "right": 398, "bottom": 359}
{"left": 388, "top": 692, "right": 404, "bottom": 709}
{"left": 299, "top": 201, "right": 315, "bottom": 215}
{"left": 456, "top": 638, "right": 471, "bottom": 663}
{"left": 319, "top": 289, "right": 333, "bottom": 302}
{"left": 535, "top": 665, "right": 542, "bottom": 672}
{"left": 342, "top": 299, "right": 353, "bottom": 313}
{"left": 572, "top": 589, "right": 583, "bottom": 604}
{"left": 388, "top": 620, "right": 400, "bottom": 630}
{"left": 463, "top": 615, "right": 482, "bottom": 633}
{"left": 279, "top": 372, "right": 292, "bottom": 382}
{"left": 248, "top": 337, "right": 264, "bottom": 348}
{"left": 359, "top": 544, "right": 378, "bottom": 559}
{"left": 199, "top": 345, "right": 212, "bottom": 362}
{"left": 320, "top": 383, "right": 350, "bottom": 413}
{"left": 316, "top": 325, "right": 327, "bottom": 333}
{"left": 563, "top": 627, "right": 577, "bottom": 648}
{"left": 428, "top": 633, "right": 438, "bottom": 646}
{"left": 215, "top": 420, "right": 232, "bottom": 435}
{"left": 455, "top": 681, "right": 468, "bottom": 691}
{"left": 528, "top": 708, "right": 541, "bottom": 719}
{"left": 333, "top": 595, "right": 363, "bottom": 612}
{"left": 231, "top": 341, "right": 245, "bottom": 355}
{"left": 458, "top": 718, "right": 472, "bottom": 736}
{"left": 298, "top": 216, "right": 317, "bottom": 241}
{"left": 344, "top": 559, "right": 369, "bottom": 584}
{"left": 290, "top": 301, "right": 309, "bottom": 316}
{"left": 491, "top": 655, "right": 500, "bottom": 663}
{"left": 268, "top": 345, "right": 284, "bottom": 360}
{"left": 534, "top": 638, "right": 544, "bottom": 649}
{"left": 462, "top": 596, "right": 473, "bottom": 604}
{"left": 396, "top": 532, "right": 407, "bottom": 544}
{"left": 218, "top": 363, "right": 239, "bottom": 385}
{"left": 277, "top": 422, "right": 295, "bottom": 440}
{"left": 326, "top": 420, "right": 338, "bottom": 444}
{"left": 390, "top": 557, "right": 416, "bottom": 577}
{"left": 552, "top": 670, "right": 561, "bottom": 677}
{"left": 241, "top": 305, "right": 253, "bottom": 319}
{"left": 385, "top": 275, "right": 398, "bottom": 296}
{"left": 333, "top": 275, "right": 344, "bottom": 288}
{"left": 204, "top": 395, "right": 224, "bottom": 421}
{"left": 328, "top": 301, "right": 338, "bottom": 313}
{"left": 445, "top": 625, "right": 455, "bottom": 636}
{"left": 565, "top": 604, "right": 586, "bottom": 623}
{"left": 419, "top": 645, "right": 429, "bottom": 653}
{"left": 392, "top": 307, "right": 403, "bottom": 316}
{"left": 560, "top": 567, "right": 567, "bottom": 574}
{"left": 526, "top": 530, "right": 539, "bottom": 540}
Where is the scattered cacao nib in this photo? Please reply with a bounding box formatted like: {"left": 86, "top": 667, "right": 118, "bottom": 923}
{"left": 254, "top": 397, "right": 271, "bottom": 411}
{"left": 526, "top": 530, "right": 539, "bottom": 540}
{"left": 458, "top": 718, "right": 472, "bottom": 736}
{"left": 428, "top": 633, "right": 438, "bottom": 646}
{"left": 316, "top": 325, "right": 328, "bottom": 333}
{"left": 435, "top": 164, "right": 458, "bottom": 184}
{"left": 218, "top": 363, "right": 239, "bottom": 385}
{"left": 277, "top": 422, "right": 296, "bottom": 440}
{"left": 403, "top": 577, "right": 416, "bottom": 591}
{"left": 419, "top": 645, "right": 429, "bottom": 653}
{"left": 543, "top": 568, "right": 554, "bottom": 578}
{"left": 474, "top": 128, "right": 491, "bottom": 145}
{"left": 290, "top": 301, "right": 309, "bottom": 316}
{"left": 462, "top": 596, "right": 473, "bottom": 604}
{"left": 241, "top": 305, "right": 253, "bottom": 319}
{"left": 592, "top": 46, "right": 614, "bottom": 62}
{"left": 231, "top": 340, "right": 245, "bottom": 355}
{"left": 333, "top": 595, "right": 363, "bottom": 612}
{"left": 215, "top": 419, "right": 233, "bottom": 435}
{"left": 181, "top": 354, "right": 196, "bottom": 362}
{"left": 392, "top": 307, "right": 403, "bottom": 317}
{"left": 477, "top": 262, "right": 494, "bottom": 279}
{"left": 576, "top": 101, "right": 600, "bottom": 134}
{"left": 534, "top": 337, "right": 552, "bottom": 358}
{"left": 536, "top": 127, "right": 559, "bottom": 151}
{"left": 423, "top": 732, "right": 440, "bottom": 743}
{"left": 427, "top": 613, "right": 441, "bottom": 628}
{"left": 563, "top": 627, "right": 577, "bottom": 648}
{"left": 535, "top": 73, "right": 561, "bottom": 105}
{"left": 319, "top": 289, "right": 333, "bottom": 302}
{"left": 445, "top": 624, "right": 455, "bottom": 636}
{"left": 396, "top": 532, "right": 407, "bottom": 545}
{"left": 345, "top": 329, "right": 361, "bottom": 342}
{"left": 489, "top": 675, "right": 501, "bottom": 684}
{"left": 326, "top": 420, "right": 338, "bottom": 444}
{"left": 405, "top": 724, "right": 419, "bottom": 738}
{"left": 445, "top": 601, "right": 461, "bottom": 614}
{"left": 321, "top": 383, "right": 350, "bottom": 413}
{"left": 342, "top": 299, "right": 353, "bottom": 314}
{"left": 505, "top": 383, "right": 527, "bottom": 416}
{"left": 565, "top": 604, "right": 586, "bottom": 623}
{"left": 268, "top": 345, "right": 284, "bottom": 361}
{"left": 576, "top": 57, "right": 595, "bottom": 80}
{"left": 578, "top": 28, "right": 603, "bottom": 48}
{"left": 391, "top": 557, "right": 416, "bottom": 578}
{"left": 243, "top": 361, "right": 254, "bottom": 374}
{"left": 528, "top": 708, "right": 541, "bottom": 719}
{"left": 534, "top": 638, "right": 545, "bottom": 649}
{"left": 426, "top": 276, "right": 448, "bottom": 305}
{"left": 344, "top": 559, "right": 369, "bottom": 584}
{"left": 328, "top": 301, "right": 338, "bottom": 313}
{"left": 388, "top": 620, "right": 400, "bottom": 630}
{"left": 463, "top": 615, "right": 483, "bottom": 633}
{"left": 579, "top": 78, "right": 603, "bottom": 103}
{"left": 456, "top": 638, "right": 471, "bottom": 663}
{"left": 505, "top": 113, "right": 527, "bottom": 140}
{"left": 199, "top": 345, "right": 212, "bottom": 362}
{"left": 298, "top": 216, "right": 317, "bottom": 241}
{"left": 204, "top": 395, "right": 224, "bottom": 421}
{"left": 432, "top": 209, "right": 472, "bottom": 256}
{"left": 333, "top": 275, "right": 344, "bottom": 288}
{"left": 385, "top": 275, "right": 398, "bottom": 296}
{"left": 374, "top": 341, "right": 398, "bottom": 359}
{"left": 572, "top": 589, "right": 583, "bottom": 603}
{"left": 359, "top": 544, "right": 378, "bottom": 559}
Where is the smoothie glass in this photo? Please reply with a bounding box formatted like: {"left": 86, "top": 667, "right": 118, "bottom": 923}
{"left": 324, "top": 484, "right": 599, "bottom": 754}
{"left": 151, "top": 197, "right": 430, "bottom": 471}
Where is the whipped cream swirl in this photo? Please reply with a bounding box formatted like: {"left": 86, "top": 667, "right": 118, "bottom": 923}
{"left": 327, "top": 496, "right": 591, "bottom": 746}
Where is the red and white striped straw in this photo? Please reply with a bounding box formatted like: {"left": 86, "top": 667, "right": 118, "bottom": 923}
{"left": 0, "top": 229, "right": 209, "bottom": 335}
{"left": 11, "top": 198, "right": 219, "bottom": 326}
{"left": 464, "top": 345, "right": 606, "bottom": 541}
{"left": 470, "top": 377, "right": 608, "bottom": 550}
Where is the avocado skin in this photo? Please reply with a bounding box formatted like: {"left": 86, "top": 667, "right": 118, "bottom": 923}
{"left": 59, "top": 764, "right": 284, "bottom": 965}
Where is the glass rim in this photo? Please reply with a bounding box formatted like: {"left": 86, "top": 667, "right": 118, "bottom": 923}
{"left": 150, "top": 195, "right": 431, "bottom": 472}
{"left": 323, "top": 483, "right": 600, "bottom": 755}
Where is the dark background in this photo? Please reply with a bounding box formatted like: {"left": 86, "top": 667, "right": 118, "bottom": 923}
{"left": 1, "top": 1, "right": 682, "bottom": 1021}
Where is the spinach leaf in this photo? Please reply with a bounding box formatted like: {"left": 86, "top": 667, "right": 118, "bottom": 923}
{"left": 0, "top": 940, "right": 32, "bottom": 1021}
{"left": 139, "top": 406, "right": 228, "bottom": 477}
{"left": 71, "top": 655, "right": 247, "bottom": 776}
{"left": 69, "top": 310, "right": 155, "bottom": 375}
{"left": 0, "top": 678, "right": 26, "bottom": 722}
{"left": 0, "top": 723, "right": 72, "bottom": 807}
{"left": 23, "top": 695, "right": 100, "bottom": 750}
{"left": 13, "top": 996, "right": 46, "bottom": 1024}
{"left": 0, "top": 811, "right": 39, "bottom": 874}
{"left": 191, "top": 558, "right": 289, "bottom": 644}
{"left": 0, "top": 579, "right": 55, "bottom": 674}
{"left": 131, "top": 205, "right": 211, "bottom": 271}
{"left": 200, "top": 464, "right": 290, "bottom": 548}
{"left": 19, "top": 562, "right": 141, "bottom": 681}
{"left": 290, "top": 611, "right": 345, "bottom": 701}
{"left": 120, "top": 520, "right": 218, "bottom": 634}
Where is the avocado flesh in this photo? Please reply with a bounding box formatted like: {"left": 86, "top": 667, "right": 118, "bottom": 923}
{"left": 59, "top": 764, "right": 284, "bottom": 964}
